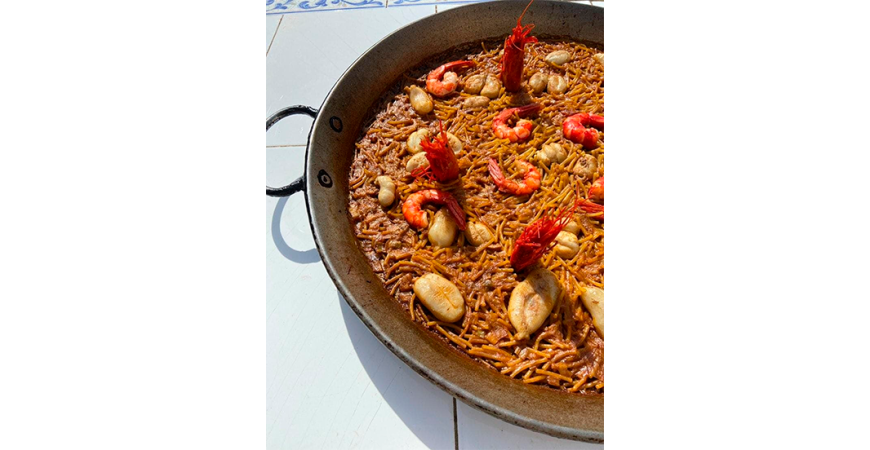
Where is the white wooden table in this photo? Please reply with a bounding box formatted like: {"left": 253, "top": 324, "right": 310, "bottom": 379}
{"left": 266, "top": 3, "right": 603, "bottom": 448}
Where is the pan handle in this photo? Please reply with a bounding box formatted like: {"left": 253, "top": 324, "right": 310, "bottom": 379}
{"left": 266, "top": 105, "right": 318, "bottom": 197}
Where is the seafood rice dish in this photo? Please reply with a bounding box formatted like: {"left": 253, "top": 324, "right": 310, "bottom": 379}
{"left": 348, "top": 5, "right": 605, "bottom": 393}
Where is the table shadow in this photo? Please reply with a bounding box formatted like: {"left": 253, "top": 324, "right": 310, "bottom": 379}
{"left": 338, "top": 294, "right": 456, "bottom": 449}
{"left": 271, "top": 196, "right": 320, "bottom": 264}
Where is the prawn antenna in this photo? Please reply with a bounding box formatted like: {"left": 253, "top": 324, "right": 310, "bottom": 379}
{"left": 518, "top": 0, "right": 535, "bottom": 26}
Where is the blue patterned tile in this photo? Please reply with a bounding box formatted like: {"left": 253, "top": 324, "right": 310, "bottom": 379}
{"left": 267, "top": 0, "right": 504, "bottom": 14}
{"left": 391, "top": 0, "right": 488, "bottom": 7}
{"left": 266, "top": 0, "right": 294, "bottom": 13}
{"left": 268, "top": 0, "right": 592, "bottom": 15}
{"left": 267, "top": 0, "right": 386, "bottom": 15}
{"left": 390, "top": 0, "right": 435, "bottom": 5}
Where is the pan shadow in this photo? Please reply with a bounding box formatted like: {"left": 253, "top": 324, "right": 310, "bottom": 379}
{"left": 271, "top": 196, "right": 320, "bottom": 264}
{"left": 338, "top": 293, "right": 456, "bottom": 449}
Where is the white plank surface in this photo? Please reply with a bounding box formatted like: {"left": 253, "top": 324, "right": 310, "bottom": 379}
{"left": 266, "top": 5, "right": 438, "bottom": 147}
{"left": 458, "top": 402, "right": 603, "bottom": 449}
{"left": 266, "top": 15, "right": 282, "bottom": 54}
{"left": 267, "top": 193, "right": 456, "bottom": 450}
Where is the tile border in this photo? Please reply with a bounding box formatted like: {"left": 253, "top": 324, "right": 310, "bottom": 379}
{"left": 267, "top": 0, "right": 386, "bottom": 15}
{"left": 266, "top": 0, "right": 597, "bottom": 15}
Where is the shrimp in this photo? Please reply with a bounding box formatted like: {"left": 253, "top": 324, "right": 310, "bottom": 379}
{"left": 578, "top": 199, "right": 603, "bottom": 221}
{"left": 501, "top": 0, "right": 537, "bottom": 92}
{"left": 426, "top": 60, "right": 475, "bottom": 97}
{"left": 411, "top": 121, "right": 460, "bottom": 183}
{"left": 563, "top": 112, "right": 604, "bottom": 149}
{"left": 588, "top": 176, "right": 604, "bottom": 202}
{"left": 510, "top": 200, "right": 579, "bottom": 271}
{"left": 492, "top": 103, "right": 542, "bottom": 142}
{"left": 402, "top": 189, "right": 467, "bottom": 231}
{"left": 488, "top": 158, "right": 541, "bottom": 195}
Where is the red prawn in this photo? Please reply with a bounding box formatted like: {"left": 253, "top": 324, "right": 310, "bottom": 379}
{"left": 411, "top": 121, "right": 460, "bottom": 183}
{"left": 510, "top": 200, "right": 580, "bottom": 271}
{"left": 488, "top": 158, "right": 541, "bottom": 195}
{"left": 402, "top": 189, "right": 467, "bottom": 231}
{"left": 577, "top": 200, "right": 603, "bottom": 221}
{"left": 501, "top": 0, "right": 538, "bottom": 92}
{"left": 588, "top": 176, "right": 604, "bottom": 203}
{"left": 563, "top": 113, "right": 604, "bottom": 149}
{"left": 492, "top": 103, "right": 542, "bottom": 142}
{"left": 581, "top": 176, "right": 603, "bottom": 220}
{"left": 426, "top": 60, "right": 476, "bottom": 97}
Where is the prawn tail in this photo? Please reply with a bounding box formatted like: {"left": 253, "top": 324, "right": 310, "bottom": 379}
{"left": 517, "top": 103, "right": 543, "bottom": 116}
{"left": 445, "top": 198, "right": 466, "bottom": 231}
{"left": 577, "top": 199, "right": 604, "bottom": 221}
{"left": 487, "top": 158, "right": 506, "bottom": 185}
{"left": 453, "top": 60, "right": 476, "bottom": 71}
